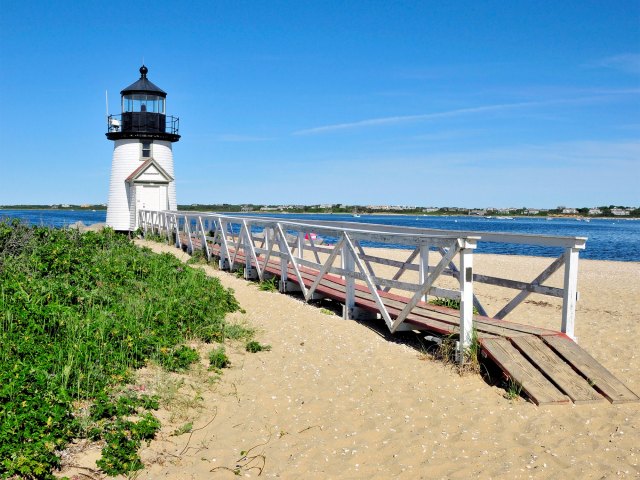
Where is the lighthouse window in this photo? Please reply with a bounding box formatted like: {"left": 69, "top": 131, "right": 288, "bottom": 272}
{"left": 141, "top": 142, "right": 152, "bottom": 158}
{"left": 123, "top": 94, "right": 165, "bottom": 114}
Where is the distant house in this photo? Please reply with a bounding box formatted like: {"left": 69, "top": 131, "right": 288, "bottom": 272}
{"left": 525, "top": 209, "right": 540, "bottom": 215}
{"left": 588, "top": 208, "right": 602, "bottom": 215}
{"left": 611, "top": 208, "right": 630, "bottom": 216}
{"left": 562, "top": 208, "right": 578, "bottom": 214}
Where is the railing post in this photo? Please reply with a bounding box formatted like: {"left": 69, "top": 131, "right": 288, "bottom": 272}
{"left": 264, "top": 226, "right": 270, "bottom": 252}
{"left": 185, "top": 216, "right": 193, "bottom": 254}
{"left": 218, "top": 220, "right": 229, "bottom": 269}
{"left": 297, "top": 232, "right": 304, "bottom": 261}
{"left": 561, "top": 247, "right": 580, "bottom": 341}
{"left": 458, "top": 241, "right": 475, "bottom": 365}
{"left": 278, "top": 225, "right": 288, "bottom": 292}
{"left": 164, "top": 212, "right": 170, "bottom": 243}
{"left": 198, "top": 216, "right": 210, "bottom": 260}
{"left": 174, "top": 214, "right": 181, "bottom": 248}
{"left": 419, "top": 245, "right": 430, "bottom": 303}
{"left": 342, "top": 237, "right": 355, "bottom": 319}
{"left": 244, "top": 225, "right": 252, "bottom": 278}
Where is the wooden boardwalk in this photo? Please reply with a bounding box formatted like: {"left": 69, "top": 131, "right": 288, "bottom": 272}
{"left": 202, "top": 240, "right": 639, "bottom": 406}
{"left": 139, "top": 210, "right": 639, "bottom": 406}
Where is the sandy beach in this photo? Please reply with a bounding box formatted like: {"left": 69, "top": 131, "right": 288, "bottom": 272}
{"left": 60, "top": 241, "right": 640, "bottom": 479}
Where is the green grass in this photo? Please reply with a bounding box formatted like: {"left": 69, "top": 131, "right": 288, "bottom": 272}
{"left": 258, "top": 276, "right": 277, "bottom": 292}
{"left": 505, "top": 378, "right": 523, "bottom": 401}
{"left": 429, "top": 297, "right": 479, "bottom": 315}
{"left": 208, "top": 346, "right": 230, "bottom": 370}
{"left": 246, "top": 341, "right": 271, "bottom": 353}
{"left": 0, "top": 220, "right": 246, "bottom": 478}
{"left": 157, "top": 345, "right": 200, "bottom": 372}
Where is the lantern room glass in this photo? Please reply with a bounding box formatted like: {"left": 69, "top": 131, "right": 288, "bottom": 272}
{"left": 122, "top": 94, "right": 165, "bottom": 114}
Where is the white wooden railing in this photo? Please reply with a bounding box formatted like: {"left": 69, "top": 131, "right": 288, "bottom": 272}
{"left": 138, "top": 210, "right": 587, "bottom": 360}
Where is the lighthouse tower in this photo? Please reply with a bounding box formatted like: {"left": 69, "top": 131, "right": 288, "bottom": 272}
{"left": 106, "top": 65, "right": 180, "bottom": 231}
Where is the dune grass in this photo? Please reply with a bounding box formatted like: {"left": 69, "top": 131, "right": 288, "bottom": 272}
{"left": 0, "top": 220, "right": 245, "bottom": 478}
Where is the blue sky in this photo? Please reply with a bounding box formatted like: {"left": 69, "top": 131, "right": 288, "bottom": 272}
{"left": 0, "top": 1, "right": 638, "bottom": 208}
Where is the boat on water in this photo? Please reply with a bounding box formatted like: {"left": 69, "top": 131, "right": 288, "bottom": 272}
{"left": 496, "top": 216, "right": 514, "bottom": 220}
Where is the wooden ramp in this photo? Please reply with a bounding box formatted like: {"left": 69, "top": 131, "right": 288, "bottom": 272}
{"left": 185, "top": 237, "right": 639, "bottom": 407}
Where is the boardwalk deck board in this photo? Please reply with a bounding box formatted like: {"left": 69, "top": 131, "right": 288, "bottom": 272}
{"left": 511, "top": 336, "right": 605, "bottom": 404}
{"left": 481, "top": 338, "right": 571, "bottom": 405}
{"left": 542, "top": 335, "right": 640, "bottom": 404}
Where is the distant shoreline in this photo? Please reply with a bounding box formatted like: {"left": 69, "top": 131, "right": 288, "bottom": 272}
{"left": 1, "top": 207, "right": 638, "bottom": 221}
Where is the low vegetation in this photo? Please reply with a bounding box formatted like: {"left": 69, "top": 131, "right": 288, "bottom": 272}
{"left": 246, "top": 341, "right": 271, "bottom": 353}
{"left": 0, "top": 220, "right": 246, "bottom": 478}
{"left": 428, "top": 297, "right": 479, "bottom": 315}
{"left": 208, "top": 346, "right": 230, "bottom": 370}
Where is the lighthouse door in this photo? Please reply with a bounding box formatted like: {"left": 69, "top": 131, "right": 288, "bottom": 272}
{"left": 136, "top": 184, "right": 168, "bottom": 212}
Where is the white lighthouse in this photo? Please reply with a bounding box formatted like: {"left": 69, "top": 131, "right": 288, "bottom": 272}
{"left": 106, "top": 65, "right": 180, "bottom": 231}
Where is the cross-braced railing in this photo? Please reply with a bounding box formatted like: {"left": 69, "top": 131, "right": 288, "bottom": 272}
{"left": 138, "top": 210, "right": 587, "bottom": 359}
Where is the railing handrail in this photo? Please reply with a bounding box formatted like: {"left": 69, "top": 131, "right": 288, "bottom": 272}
{"left": 158, "top": 211, "right": 586, "bottom": 249}
{"left": 165, "top": 211, "right": 479, "bottom": 247}
{"left": 107, "top": 113, "right": 180, "bottom": 135}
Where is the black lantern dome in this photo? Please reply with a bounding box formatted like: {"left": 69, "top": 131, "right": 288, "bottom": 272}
{"left": 106, "top": 65, "right": 180, "bottom": 142}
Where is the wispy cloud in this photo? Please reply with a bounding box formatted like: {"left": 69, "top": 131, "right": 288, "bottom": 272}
{"left": 212, "top": 134, "right": 272, "bottom": 142}
{"left": 586, "top": 53, "right": 640, "bottom": 74}
{"left": 293, "top": 102, "right": 537, "bottom": 135}
{"left": 293, "top": 92, "right": 638, "bottom": 136}
{"left": 410, "top": 128, "right": 486, "bottom": 142}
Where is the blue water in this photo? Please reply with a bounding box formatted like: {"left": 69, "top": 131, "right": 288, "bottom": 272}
{"left": 1, "top": 209, "right": 638, "bottom": 262}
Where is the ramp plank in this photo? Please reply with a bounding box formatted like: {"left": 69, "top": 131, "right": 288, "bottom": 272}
{"left": 511, "top": 336, "right": 605, "bottom": 404}
{"left": 543, "top": 335, "right": 640, "bottom": 404}
{"left": 481, "top": 338, "right": 570, "bottom": 405}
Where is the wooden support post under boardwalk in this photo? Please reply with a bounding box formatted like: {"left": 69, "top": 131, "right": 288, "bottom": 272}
{"left": 562, "top": 247, "right": 580, "bottom": 342}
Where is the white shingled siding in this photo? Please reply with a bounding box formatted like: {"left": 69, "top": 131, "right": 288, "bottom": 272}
{"left": 106, "top": 139, "right": 176, "bottom": 231}
{"left": 152, "top": 141, "right": 177, "bottom": 211}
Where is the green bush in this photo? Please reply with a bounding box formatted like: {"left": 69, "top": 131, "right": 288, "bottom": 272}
{"left": 246, "top": 341, "right": 271, "bottom": 353}
{"left": 157, "top": 345, "right": 200, "bottom": 372}
{"left": 258, "top": 276, "right": 277, "bottom": 292}
{"left": 0, "top": 221, "right": 245, "bottom": 478}
{"left": 208, "top": 346, "right": 230, "bottom": 370}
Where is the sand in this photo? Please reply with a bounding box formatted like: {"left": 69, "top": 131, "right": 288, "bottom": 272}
{"left": 60, "top": 241, "right": 640, "bottom": 479}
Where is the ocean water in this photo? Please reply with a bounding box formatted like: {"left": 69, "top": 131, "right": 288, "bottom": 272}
{"left": 1, "top": 209, "right": 638, "bottom": 262}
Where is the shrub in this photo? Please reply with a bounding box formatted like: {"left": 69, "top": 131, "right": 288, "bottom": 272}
{"left": 258, "top": 276, "right": 277, "bottom": 292}
{"left": 246, "top": 341, "right": 271, "bottom": 353}
{"left": 157, "top": 345, "right": 200, "bottom": 372}
{"left": 0, "top": 221, "right": 244, "bottom": 478}
{"left": 209, "top": 346, "right": 230, "bottom": 370}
